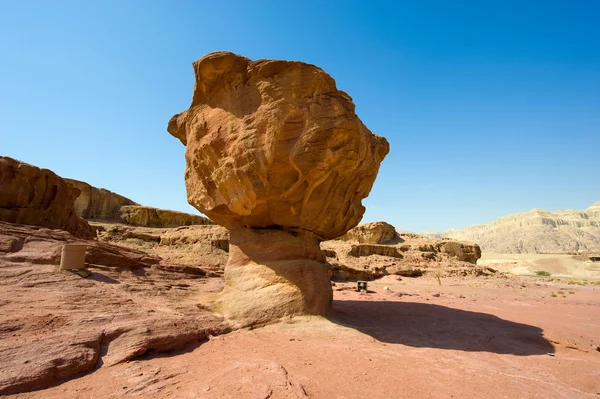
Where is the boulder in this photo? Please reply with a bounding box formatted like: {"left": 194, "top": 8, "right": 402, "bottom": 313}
{"left": 65, "top": 178, "right": 138, "bottom": 221}
{"left": 434, "top": 239, "right": 482, "bottom": 264}
{"left": 0, "top": 157, "right": 93, "bottom": 239}
{"left": 168, "top": 52, "right": 389, "bottom": 326}
{"left": 118, "top": 205, "right": 212, "bottom": 228}
{"left": 340, "top": 221, "right": 399, "bottom": 244}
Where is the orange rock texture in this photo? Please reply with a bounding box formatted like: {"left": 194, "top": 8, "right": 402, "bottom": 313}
{"left": 168, "top": 52, "right": 389, "bottom": 238}
{"left": 0, "top": 157, "right": 93, "bottom": 239}
{"left": 168, "top": 52, "right": 388, "bottom": 325}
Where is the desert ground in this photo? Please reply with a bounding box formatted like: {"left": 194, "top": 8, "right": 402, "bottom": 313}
{"left": 479, "top": 252, "right": 600, "bottom": 279}
{"left": 2, "top": 241, "right": 599, "bottom": 398}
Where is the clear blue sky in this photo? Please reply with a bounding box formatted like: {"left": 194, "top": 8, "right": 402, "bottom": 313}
{"left": 2, "top": 1, "right": 599, "bottom": 232}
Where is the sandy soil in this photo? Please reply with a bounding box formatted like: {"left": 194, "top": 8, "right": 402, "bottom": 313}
{"left": 479, "top": 252, "right": 600, "bottom": 278}
{"left": 8, "top": 275, "right": 600, "bottom": 399}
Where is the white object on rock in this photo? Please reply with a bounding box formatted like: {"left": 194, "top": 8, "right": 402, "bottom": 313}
{"left": 60, "top": 244, "right": 87, "bottom": 270}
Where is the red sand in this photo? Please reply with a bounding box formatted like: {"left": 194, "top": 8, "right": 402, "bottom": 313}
{"left": 9, "top": 275, "right": 600, "bottom": 399}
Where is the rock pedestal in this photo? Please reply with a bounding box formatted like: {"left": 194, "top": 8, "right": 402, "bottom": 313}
{"left": 206, "top": 228, "right": 332, "bottom": 326}
{"left": 168, "top": 52, "right": 389, "bottom": 325}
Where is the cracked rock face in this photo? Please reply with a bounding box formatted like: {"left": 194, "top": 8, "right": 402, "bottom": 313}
{"left": 0, "top": 156, "right": 93, "bottom": 239}
{"left": 168, "top": 52, "right": 389, "bottom": 325}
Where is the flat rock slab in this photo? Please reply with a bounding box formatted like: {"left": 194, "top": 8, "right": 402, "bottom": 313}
{"left": 0, "top": 222, "right": 228, "bottom": 395}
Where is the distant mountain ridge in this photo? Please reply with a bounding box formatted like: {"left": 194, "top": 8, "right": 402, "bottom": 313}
{"left": 428, "top": 202, "right": 600, "bottom": 254}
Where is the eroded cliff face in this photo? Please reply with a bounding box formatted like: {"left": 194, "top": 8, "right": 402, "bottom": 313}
{"left": 66, "top": 180, "right": 212, "bottom": 228}
{"left": 434, "top": 204, "right": 600, "bottom": 254}
{"left": 119, "top": 206, "right": 212, "bottom": 228}
{"left": 168, "top": 52, "right": 389, "bottom": 325}
{"left": 65, "top": 178, "right": 138, "bottom": 221}
{"left": 0, "top": 157, "right": 93, "bottom": 239}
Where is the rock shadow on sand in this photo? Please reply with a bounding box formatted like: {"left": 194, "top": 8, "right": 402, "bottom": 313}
{"left": 332, "top": 300, "right": 554, "bottom": 356}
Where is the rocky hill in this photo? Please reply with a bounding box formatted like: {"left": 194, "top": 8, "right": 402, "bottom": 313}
{"left": 0, "top": 157, "right": 93, "bottom": 239}
{"left": 323, "top": 221, "right": 487, "bottom": 281}
{"left": 432, "top": 203, "right": 600, "bottom": 254}
{"left": 65, "top": 178, "right": 138, "bottom": 221}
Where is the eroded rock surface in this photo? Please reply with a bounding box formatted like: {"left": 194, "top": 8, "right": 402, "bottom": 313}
{"left": 0, "top": 221, "right": 160, "bottom": 268}
{"left": 434, "top": 239, "right": 482, "bottom": 263}
{"left": 93, "top": 222, "right": 229, "bottom": 271}
{"left": 0, "top": 157, "right": 93, "bottom": 239}
{"left": 119, "top": 205, "right": 212, "bottom": 228}
{"left": 65, "top": 178, "right": 138, "bottom": 221}
{"left": 0, "top": 222, "right": 228, "bottom": 395}
{"left": 340, "top": 221, "right": 399, "bottom": 244}
{"left": 323, "top": 222, "right": 486, "bottom": 281}
{"left": 168, "top": 52, "right": 389, "bottom": 325}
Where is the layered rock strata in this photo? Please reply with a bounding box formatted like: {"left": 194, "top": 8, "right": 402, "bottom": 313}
{"left": 65, "top": 178, "right": 138, "bottom": 221}
{"left": 119, "top": 205, "right": 212, "bottom": 228}
{"left": 0, "top": 157, "right": 93, "bottom": 239}
{"left": 323, "top": 222, "right": 484, "bottom": 281}
{"left": 432, "top": 203, "right": 600, "bottom": 253}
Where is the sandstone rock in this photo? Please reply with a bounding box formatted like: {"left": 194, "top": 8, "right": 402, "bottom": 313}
{"left": 168, "top": 52, "right": 389, "bottom": 239}
{"left": 168, "top": 52, "right": 389, "bottom": 325}
{"left": 203, "top": 228, "right": 332, "bottom": 327}
{"left": 349, "top": 244, "right": 404, "bottom": 258}
{"left": 65, "top": 178, "right": 138, "bottom": 221}
{"left": 0, "top": 221, "right": 160, "bottom": 267}
{"left": 0, "top": 221, "right": 228, "bottom": 395}
{"left": 327, "top": 259, "right": 388, "bottom": 281}
{"left": 119, "top": 205, "right": 212, "bottom": 228}
{"left": 66, "top": 179, "right": 211, "bottom": 229}
{"left": 340, "top": 221, "right": 399, "bottom": 244}
{"left": 431, "top": 203, "right": 600, "bottom": 254}
{"left": 159, "top": 224, "right": 229, "bottom": 249}
{"left": 0, "top": 157, "right": 93, "bottom": 239}
{"left": 96, "top": 224, "right": 162, "bottom": 244}
{"left": 322, "top": 229, "right": 484, "bottom": 281}
{"left": 434, "top": 239, "right": 482, "bottom": 264}
{"left": 93, "top": 222, "right": 229, "bottom": 271}
{"left": 0, "top": 331, "right": 102, "bottom": 395}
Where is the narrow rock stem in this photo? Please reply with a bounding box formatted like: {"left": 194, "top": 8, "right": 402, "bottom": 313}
{"left": 208, "top": 227, "right": 333, "bottom": 327}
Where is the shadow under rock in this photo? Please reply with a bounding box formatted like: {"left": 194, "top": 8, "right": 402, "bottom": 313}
{"left": 88, "top": 272, "right": 120, "bottom": 285}
{"left": 331, "top": 300, "right": 554, "bottom": 356}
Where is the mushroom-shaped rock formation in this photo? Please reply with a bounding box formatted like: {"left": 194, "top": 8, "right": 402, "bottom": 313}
{"left": 168, "top": 52, "right": 389, "bottom": 326}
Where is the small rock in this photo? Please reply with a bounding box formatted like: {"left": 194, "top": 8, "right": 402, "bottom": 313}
{"left": 431, "top": 293, "right": 440, "bottom": 297}
{"left": 383, "top": 286, "right": 389, "bottom": 291}
{"left": 75, "top": 269, "right": 92, "bottom": 278}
